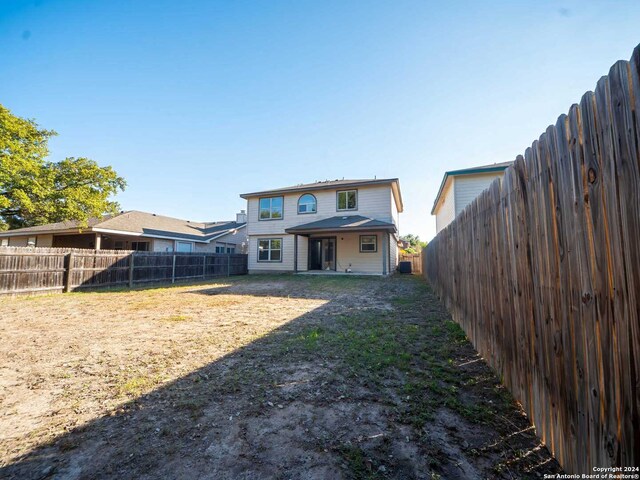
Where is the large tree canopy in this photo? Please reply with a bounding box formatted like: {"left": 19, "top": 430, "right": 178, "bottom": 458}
{"left": 400, "top": 234, "right": 427, "bottom": 254}
{"left": 0, "top": 104, "right": 126, "bottom": 230}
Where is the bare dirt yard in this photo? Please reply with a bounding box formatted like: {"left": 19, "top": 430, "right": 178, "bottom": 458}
{"left": 0, "top": 274, "right": 562, "bottom": 479}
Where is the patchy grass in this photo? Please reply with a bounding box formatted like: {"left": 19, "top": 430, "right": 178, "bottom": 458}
{"left": 118, "top": 375, "right": 158, "bottom": 397}
{"left": 285, "top": 281, "right": 505, "bottom": 428}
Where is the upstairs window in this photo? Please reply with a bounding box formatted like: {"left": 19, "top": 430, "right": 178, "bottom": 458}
{"left": 259, "top": 196, "right": 283, "bottom": 220}
{"left": 337, "top": 190, "right": 357, "bottom": 211}
{"left": 298, "top": 194, "right": 317, "bottom": 214}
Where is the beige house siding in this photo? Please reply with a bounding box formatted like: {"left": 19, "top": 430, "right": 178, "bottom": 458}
{"left": 390, "top": 189, "right": 399, "bottom": 227}
{"left": 335, "top": 232, "right": 384, "bottom": 274}
{"left": 297, "top": 235, "right": 309, "bottom": 271}
{"left": 454, "top": 172, "right": 503, "bottom": 216}
{"left": 246, "top": 185, "right": 394, "bottom": 236}
{"left": 435, "top": 180, "right": 456, "bottom": 233}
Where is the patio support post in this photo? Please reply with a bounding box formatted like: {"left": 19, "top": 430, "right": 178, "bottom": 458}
{"left": 382, "top": 232, "right": 388, "bottom": 275}
{"left": 294, "top": 234, "right": 298, "bottom": 273}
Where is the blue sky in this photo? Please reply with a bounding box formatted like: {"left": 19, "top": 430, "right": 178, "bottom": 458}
{"left": 1, "top": 1, "right": 639, "bottom": 240}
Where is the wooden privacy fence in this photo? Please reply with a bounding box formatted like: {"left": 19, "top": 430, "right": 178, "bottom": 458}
{"left": 424, "top": 45, "right": 640, "bottom": 473}
{"left": 0, "top": 247, "right": 248, "bottom": 295}
{"left": 399, "top": 253, "right": 422, "bottom": 274}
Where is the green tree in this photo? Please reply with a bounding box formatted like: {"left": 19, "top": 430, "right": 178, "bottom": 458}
{"left": 400, "top": 234, "right": 427, "bottom": 254}
{"left": 0, "top": 104, "right": 126, "bottom": 230}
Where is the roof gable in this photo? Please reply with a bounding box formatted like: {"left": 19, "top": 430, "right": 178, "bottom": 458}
{"left": 431, "top": 162, "right": 512, "bottom": 215}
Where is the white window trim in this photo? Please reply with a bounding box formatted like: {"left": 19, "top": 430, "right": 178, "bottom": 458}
{"left": 257, "top": 238, "right": 282, "bottom": 262}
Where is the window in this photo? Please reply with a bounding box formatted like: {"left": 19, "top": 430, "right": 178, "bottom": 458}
{"left": 259, "top": 196, "right": 283, "bottom": 220}
{"left": 131, "top": 241, "right": 149, "bottom": 252}
{"left": 297, "top": 194, "right": 317, "bottom": 214}
{"left": 227, "top": 247, "right": 235, "bottom": 254}
{"left": 175, "top": 241, "right": 193, "bottom": 253}
{"left": 360, "top": 235, "right": 377, "bottom": 253}
{"left": 337, "top": 190, "right": 357, "bottom": 211}
{"left": 258, "top": 238, "right": 282, "bottom": 262}
{"left": 27, "top": 237, "right": 36, "bottom": 246}
{"left": 215, "top": 246, "right": 225, "bottom": 253}
{"left": 0, "top": 238, "right": 8, "bottom": 246}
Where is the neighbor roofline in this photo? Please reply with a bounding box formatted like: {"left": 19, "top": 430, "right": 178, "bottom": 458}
{"left": 430, "top": 165, "right": 511, "bottom": 215}
{"left": 0, "top": 227, "right": 93, "bottom": 237}
{"left": 239, "top": 178, "right": 400, "bottom": 199}
{"left": 0, "top": 223, "right": 247, "bottom": 244}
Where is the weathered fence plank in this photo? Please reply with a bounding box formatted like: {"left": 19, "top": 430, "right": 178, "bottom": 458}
{"left": 424, "top": 45, "right": 640, "bottom": 473}
{"left": 0, "top": 247, "right": 248, "bottom": 295}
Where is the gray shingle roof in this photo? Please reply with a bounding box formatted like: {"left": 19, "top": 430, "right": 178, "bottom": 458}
{"left": 0, "top": 210, "right": 246, "bottom": 242}
{"left": 285, "top": 215, "right": 397, "bottom": 234}
{"left": 240, "top": 178, "right": 399, "bottom": 199}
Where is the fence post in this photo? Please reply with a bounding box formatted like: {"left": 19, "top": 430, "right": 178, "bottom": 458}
{"left": 171, "top": 254, "right": 176, "bottom": 283}
{"left": 129, "top": 253, "right": 134, "bottom": 288}
{"left": 227, "top": 254, "right": 231, "bottom": 277}
{"left": 63, "top": 252, "right": 74, "bottom": 293}
{"left": 202, "top": 255, "right": 206, "bottom": 278}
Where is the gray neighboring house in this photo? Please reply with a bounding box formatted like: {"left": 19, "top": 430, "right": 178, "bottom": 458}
{"left": 0, "top": 210, "right": 248, "bottom": 253}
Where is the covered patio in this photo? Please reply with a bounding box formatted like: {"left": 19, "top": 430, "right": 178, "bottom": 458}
{"left": 285, "top": 215, "right": 397, "bottom": 275}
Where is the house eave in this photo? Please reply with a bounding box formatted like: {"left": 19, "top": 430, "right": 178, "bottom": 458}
{"left": 240, "top": 178, "right": 400, "bottom": 199}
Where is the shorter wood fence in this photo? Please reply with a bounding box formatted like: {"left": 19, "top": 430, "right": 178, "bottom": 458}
{"left": 399, "top": 253, "right": 422, "bottom": 274}
{"left": 0, "top": 247, "right": 248, "bottom": 295}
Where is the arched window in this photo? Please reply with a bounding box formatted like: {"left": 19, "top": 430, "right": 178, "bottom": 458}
{"left": 297, "top": 194, "right": 317, "bottom": 214}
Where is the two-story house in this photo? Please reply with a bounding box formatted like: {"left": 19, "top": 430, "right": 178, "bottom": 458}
{"left": 240, "top": 178, "right": 403, "bottom": 275}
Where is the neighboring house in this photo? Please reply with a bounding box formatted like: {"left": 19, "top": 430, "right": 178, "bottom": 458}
{"left": 0, "top": 210, "right": 248, "bottom": 253}
{"left": 240, "top": 178, "right": 403, "bottom": 275}
{"left": 431, "top": 161, "right": 512, "bottom": 233}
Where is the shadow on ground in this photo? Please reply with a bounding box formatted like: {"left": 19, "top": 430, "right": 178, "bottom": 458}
{"left": 2, "top": 275, "right": 562, "bottom": 479}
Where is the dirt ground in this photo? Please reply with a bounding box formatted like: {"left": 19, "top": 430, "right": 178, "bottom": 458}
{"left": 0, "top": 275, "right": 562, "bottom": 479}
